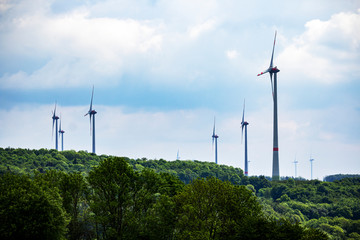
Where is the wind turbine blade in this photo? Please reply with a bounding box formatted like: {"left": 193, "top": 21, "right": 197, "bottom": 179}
{"left": 269, "top": 31, "right": 277, "bottom": 68}
{"left": 257, "top": 69, "right": 269, "bottom": 76}
{"left": 59, "top": 118, "right": 62, "bottom": 132}
{"left": 242, "top": 99, "right": 245, "bottom": 124}
{"left": 213, "top": 122, "right": 215, "bottom": 136}
{"left": 212, "top": 117, "right": 216, "bottom": 149}
{"left": 270, "top": 72, "right": 274, "bottom": 99}
{"left": 89, "top": 115, "right": 92, "bottom": 136}
{"left": 241, "top": 99, "right": 245, "bottom": 144}
{"left": 90, "top": 85, "right": 94, "bottom": 112}
{"left": 241, "top": 125, "right": 244, "bottom": 144}
{"left": 52, "top": 102, "right": 57, "bottom": 138}
{"left": 52, "top": 117, "right": 55, "bottom": 138}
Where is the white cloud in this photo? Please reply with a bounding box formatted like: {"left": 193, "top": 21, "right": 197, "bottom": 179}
{"left": 1, "top": 58, "right": 106, "bottom": 88}
{"left": 0, "top": 4, "right": 163, "bottom": 89}
{"left": 226, "top": 50, "right": 238, "bottom": 59}
{"left": 0, "top": 0, "right": 227, "bottom": 90}
{"left": 278, "top": 9, "right": 360, "bottom": 84}
{"left": 4, "top": 0, "right": 358, "bottom": 91}
{"left": 188, "top": 19, "right": 217, "bottom": 39}
{"left": 0, "top": 0, "right": 12, "bottom": 13}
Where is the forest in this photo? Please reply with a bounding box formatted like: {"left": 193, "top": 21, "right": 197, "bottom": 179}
{"left": 0, "top": 147, "right": 359, "bottom": 239}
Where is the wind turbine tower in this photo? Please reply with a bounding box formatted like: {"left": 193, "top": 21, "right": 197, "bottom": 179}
{"left": 59, "top": 117, "right": 65, "bottom": 151}
{"left": 52, "top": 103, "right": 60, "bottom": 150}
{"left": 257, "top": 31, "right": 280, "bottom": 181}
{"left": 310, "top": 158, "right": 315, "bottom": 180}
{"left": 85, "top": 86, "right": 97, "bottom": 154}
{"left": 177, "top": 149, "right": 180, "bottom": 160}
{"left": 212, "top": 117, "right": 219, "bottom": 164}
{"left": 241, "top": 99, "right": 249, "bottom": 176}
{"left": 293, "top": 157, "right": 298, "bottom": 178}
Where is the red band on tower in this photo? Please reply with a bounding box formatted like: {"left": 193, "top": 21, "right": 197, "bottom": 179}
{"left": 273, "top": 147, "right": 279, "bottom": 151}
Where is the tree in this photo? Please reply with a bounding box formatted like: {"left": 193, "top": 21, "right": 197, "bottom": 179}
{"left": 0, "top": 173, "right": 68, "bottom": 240}
{"left": 144, "top": 194, "right": 177, "bottom": 240}
{"left": 60, "top": 172, "right": 90, "bottom": 240}
{"left": 248, "top": 175, "right": 271, "bottom": 192}
{"left": 173, "top": 177, "right": 264, "bottom": 240}
{"left": 87, "top": 157, "right": 136, "bottom": 239}
{"left": 87, "top": 157, "right": 183, "bottom": 240}
{"left": 271, "top": 184, "right": 288, "bottom": 201}
{"left": 33, "top": 170, "right": 92, "bottom": 239}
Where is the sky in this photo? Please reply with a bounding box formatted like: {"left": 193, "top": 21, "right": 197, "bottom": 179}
{"left": 0, "top": 0, "right": 360, "bottom": 180}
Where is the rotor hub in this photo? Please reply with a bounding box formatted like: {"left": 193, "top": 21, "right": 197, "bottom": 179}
{"left": 270, "top": 67, "right": 280, "bottom": 73}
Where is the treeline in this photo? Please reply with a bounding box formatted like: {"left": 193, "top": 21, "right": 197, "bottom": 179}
{"left": 258, "top": 178, "right": 360, "bottom": 239}
{"left": 0, "top": 157, "right": 326, "bottom": 240}
{"left": 0, "top": 148, "right": 107, "bottom": 174}
{"left": 323, "top": 174, "right": 360, "bottom": 182}
{"left": 0, "top": 147, "right": 245, "bottom": 184}
{"left": 1, "top": 148, "right": 360, "bottom": 239}
{"left": 1, "top": 147, "right": 357, "bottom": 185}
{"left": 128, "top": 158, "right": 244, "bottom": 185}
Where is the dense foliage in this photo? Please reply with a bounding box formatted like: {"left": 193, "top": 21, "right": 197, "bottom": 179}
{"left": 0, "top": 147, "right": 359, "bottom": 239}
{"left": 0, "top": 148, "right": 244, "bottom": 184}
{"left": 323, "top": 174, "right": 360, "bottom": 182}
{"left": 0, "top": 148, "right": 108, "bottom": 174}
{"left": 258, "top": 178, "right": 360, "bottom": 239}
{"left": 0, "top": 173, "right": 68, "bottom": 239}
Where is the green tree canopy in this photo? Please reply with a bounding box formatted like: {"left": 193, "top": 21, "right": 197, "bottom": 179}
{"left": 0, "top": 173, "right": 68, "bottom": 240}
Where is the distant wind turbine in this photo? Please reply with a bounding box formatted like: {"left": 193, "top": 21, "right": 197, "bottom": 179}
{"left": 241, "top": 99, "right": 249, "bottom": 176}
{"left": 85, "top": 86, "right": 97, "bottom": 154}
{"left": 212, "top": 117, "right": 219, "bottom": 164}
{"left": 177, "top": 149, "right": 180, "bottom": 160}
{"left": 310, "top": 157, "right": 315, "bottom": 180}
{"left": 58, "top": 116, "right": 65, "bottom": 151}
{"left": 52, "top": 103, "right": 60, "bottom": 150}
{"left": 293, "top": 156, "right": 298, "bottom": 178}
{"left": 257, "top": 31, "right": 280, "bottom": 181}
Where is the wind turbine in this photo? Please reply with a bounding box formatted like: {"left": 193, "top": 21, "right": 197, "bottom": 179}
{"left": 85, "top": 86, "right": 97, "bottom": 154}
{"left": 58, "top": 116, "right": 65, "bottom": 151}
{"left": 52, "top": 103, "right": 60, "bottom": 150}
{"left": 257, "top": 31, "right": 280, "bottom": 181}
{"left": 241, "top": 99, "right": 249, "bottom": 176}
{"left": 310, "top": 157, "right": 314, "bottom": 180}
{"left": 177, "top": 149, "right": 180, "bottom": 160}
{"left": 293, "top": 156, "right": 298, "bottom": 178}
{"left": 212, "top": 117, "right": 219, "bottom": 164}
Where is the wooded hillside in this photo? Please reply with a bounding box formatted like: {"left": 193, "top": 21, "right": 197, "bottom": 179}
{"left": 1, "top": 147, "right": 359, "bottom": 239}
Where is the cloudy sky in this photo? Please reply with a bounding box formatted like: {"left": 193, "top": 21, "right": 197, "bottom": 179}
{"left": 1, "top": 0, "right": 359, "bottom": 180}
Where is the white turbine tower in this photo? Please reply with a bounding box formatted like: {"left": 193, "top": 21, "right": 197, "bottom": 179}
{"left": 293, "top": 156, "right": 298, "bottom": 178}
{"left": 310, "top": 157, "right": 315, "bottom": 180}
{"left": 212, "top": 117, "right": 219, "bottom": 164}
{"left": 257, "top": 31, "right": 280, "bottom": 181}
{"left": 177, "top": 149, "right": 180, "bottom": 160}
{"left": 52, "top": 102, "right": 59, "bottom": 150}
{"left": 241, "top": 99, "right": 249, "bottom": 176}
{"left": 85, "top": 86, "right": 97, "bottom": 154}
{"left": 58, "top": 115, "right": 65, "bottom": 151}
